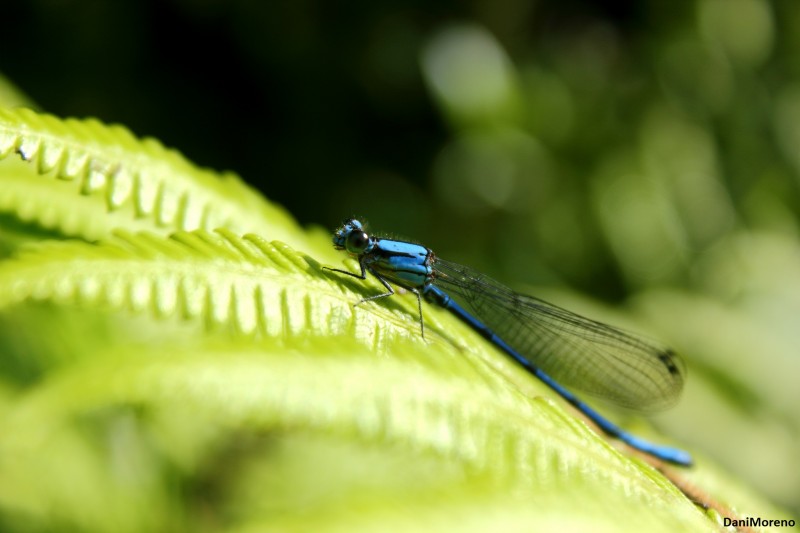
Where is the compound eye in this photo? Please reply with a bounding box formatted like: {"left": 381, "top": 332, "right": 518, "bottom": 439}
{"left": 346, "top": 230, "right": 369, "bottom": 254}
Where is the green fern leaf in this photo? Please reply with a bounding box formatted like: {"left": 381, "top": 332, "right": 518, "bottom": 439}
{"left": 0, "top": 229, "right": 396, "bottom": 339}
{"left": 0, "top": 227, "right": 754, "bottom": 530}
{"left": 0, "top": 107, "right": 306, "bottom": 246}
{"left": 1, "top": 337, "right": 715, "bottom": 532}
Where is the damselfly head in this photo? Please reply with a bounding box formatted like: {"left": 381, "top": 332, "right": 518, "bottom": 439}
{"left": 332, "top": 218, "right": 372, "bottom": 255}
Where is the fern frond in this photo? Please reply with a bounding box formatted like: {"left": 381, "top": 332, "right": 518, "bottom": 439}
{"left": 0, "top": 107, "right": 306, "bottom": 246}
{"left": 0, "top": 229, "right": 417, "bottom": 341}
{"left": 0, "top": 227, "right": 787, "bottom": 530}
{"left": 0, "top": 343, "right": 711, "bottom": 532}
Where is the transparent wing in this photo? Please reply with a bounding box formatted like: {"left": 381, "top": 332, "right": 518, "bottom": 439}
{"left": 432, "top": 258, "right": 685, "bottom": 411}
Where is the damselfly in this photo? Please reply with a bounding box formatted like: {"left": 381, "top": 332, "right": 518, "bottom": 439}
{"left": 326, "top": 218, "right": 691, "bottom": 466}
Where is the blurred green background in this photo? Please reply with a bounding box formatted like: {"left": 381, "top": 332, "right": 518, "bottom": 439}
{"left": 2, "top": 0, "right": 799, "bottom": 515}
